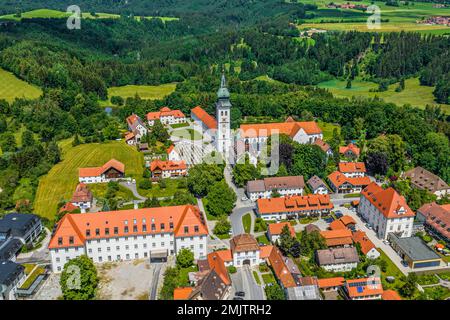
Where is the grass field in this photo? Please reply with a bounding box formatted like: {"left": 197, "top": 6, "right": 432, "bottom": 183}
{"left": 170, "top": 128, "right": 203, "bottom": 141}
{"left": 0, "top": 9, "right": 178, "bottom": 22}
{"left": 88, "top": 183, "right": 138, "bottom": 202}
{"left": 318, "top": 77, "right": 450, "bottom": 113}
{"left": 100, "top": 83, "right": 177, "bottom": 106}
{"left": 298, "top": 0, "right": 450, "bottom": 34}
{"left": 34, "top": 140, "right": 144, "bottom": 221}
{"left": 242, "top": 213, "right": 252, "bottom": 233}
{"left": 318, "top": 121, "right": 341, "bottom": 141}
{"left": 0, "top": 67, "right": 42, "bottom": 102}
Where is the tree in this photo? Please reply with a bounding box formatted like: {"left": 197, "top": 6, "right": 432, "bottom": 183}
{"left": 143, "top": 197, "right": 160, "bottom": 208}
{"left": 232, "top": 156, "right": 259, "bottom": 187}
{"left": 399, "top": 273, "right": 417, "bottom": 298}
{"left": 176, "top": 248, "right": 194, "bottom": 268}
{"left": 46, "top": 140, "right": 61, "bottom": 164}
{"left": 22, "top": 129, "right": 35, "bottom": 146}
{"left": 0, "top": 132, "right": 16, "bottom": 153}
{"left": 213, "top": 216, "right": 231, "bottom": 235}
{"left": 150, "top": 119, "right": 169, "bottom": 143}
{"left": 346, "top": 79, "right": 352, "bottom": 89}
{"left": 366, "top": 151, "right": 388, "bottom": 175}
{"left": 72, "top": 133, "right": 81, "bottom": 146}
{"left": 187, "top": 163, "right": 224, "bottom": 197}
{"left": 205, "top": 181, "right": 236, "bottom": 216}
{"left": 60, "top": 255, "right": 98, "bottom": 300}
{"left": 265, "top": 283, "right": 285, "bottom": 300}
{"left": 171, "top": 190, "right": 196, "bottom": 205}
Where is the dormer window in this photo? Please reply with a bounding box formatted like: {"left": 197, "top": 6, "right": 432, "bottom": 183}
{"left": 95, "top": 228, "right": 100, "bottom": 236}
{"left": 86, "top": 229, "right": 91, "bottom": 237}
{"left": 143, "top": 224, "right": 147, "bottom": 232}
{"left": 105, "top": 228, "right": 110, "bottom": 235}
{"left": 124, "top": 226, "right": 129, "bottom": 233}
{"left": 194, "top": 226, "right": 199, "bottom": 233}
{"left": 161, "top": 223, "right": 165, "bottom": 230}
{"left": 69, "top": 236, "right": 74, "bottom": 245}
{"left": 114, "top": 227, "right": 119, "bottom": 235}
{"left": 58, "top": 237, "right": 63, "bottom": 245}
{"left": 184, "top": 226, "right": 189, "bottom": 234}
{"left": 133, "top": 225, "right": 138, "bottom": 233}
{"left": 151, "top": 224, "right": 156, "bottom": 231}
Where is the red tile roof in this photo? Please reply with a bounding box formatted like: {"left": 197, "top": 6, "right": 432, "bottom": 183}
{"left": 345, "top": 277, "right": 383, "bottom": 298}
{"left": 320, "top": 229, "right": 353, "bottom": 247}
{"left": 167, "top": 145, "right": 175, "bottom": 154}
{"left": 59, "top": 202, "right": 78, "bottom": 214}
{"left": 125, "top": 131, "right": 135, "bottom": 141}
{"left": 361, "top": 182, "right": 415, "bottom": 219}
{"left": 126, "top": 114, "right": 140, "bottom": 127}
{"left": 48, "top": 205, "right": 208, "bottom": 249}
{"left": 207, "top": 251, "right": 231, "bottom": 285}
{"left": 327, "top": 171, "right": 371, "bottom": 188}
{"left": 79, "top": 159, "right": 125, "bottom": 178}
{"left": 338, "top": 162, "right": 366, "bottom": 173}
{"left": 268, "top": 246, "right": 297, "bottom": 288}
{"left": 314, "top": 138, "right": 331, "bottom": 152}
{"left": 174, "top": 287, "right": 193, "bottom": 300}
{"left": 257, "top": 194, "right": 333, "bottom": 215}
{"left": 191, "top": 106, "right": 217, "bottom": 129}
{"left": 417, "top": 202, "right": 449, "bottom": 240}
{"left": 382, "top": 289, "right": 401, "bottom": 300}
{"left": 340, "top": 216, "right": 356, "bottom": 226}
{"left": 268, "top": 222, "right": 295, "bottom": 237}
{"left": 239, "top": 121, "right": 321, "bottom": 138}
{"left": 329, "top": 219, "right": 346, "bottom": 230}
{"left": 150, "top": 160, "right": 187, "bottom": 172}
{"left": 147, "top": 107, "right": 185, "bottom": 121}
{"left": 71, "top": 183, "right": 93, "bottom": 204}
{"left": 259, "top": 245, "right": 274, "bottom": 259}
{"left": 339, "top": 143, "right": 360, "bottom": 156}
{"left": 352, "top": 231, "right": 377, "bottom": 255}
{"left": 230, "top": 234, "right": 259, "bottom": 253}
{"left": 317, "top": 277, "right": 345, "bottom": 289}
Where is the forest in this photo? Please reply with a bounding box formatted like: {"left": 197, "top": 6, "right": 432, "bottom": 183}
{"left": 0, "top": 1, "right": 448, "bottom": 214}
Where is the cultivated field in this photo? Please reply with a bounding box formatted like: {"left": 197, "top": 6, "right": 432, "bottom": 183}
{"left": 0, "top": 67, "right": 42, "bottom": 102}
{"left": 318, "top": 78, "right": 450, "bottom": 113}
{"left": 298, "top": 0, "right": 450, "bottom": 34}
{"left": 34, "top": 140, "right": 144, "bottom": 221}
{"left": 101, "top": 83, "right": 177, "bottom": 106}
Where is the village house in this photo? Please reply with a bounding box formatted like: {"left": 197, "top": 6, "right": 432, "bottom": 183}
{"left": 307, "top": 175, "right": 330, "bottom": 195}
{"left": 286, "top": 276, "right": 322, "bottom": 300}
{"left": 320, "top": 229, "right": 353, "bottom": 247}
{"left": 167, "top": 145, "right": 181, "bottom": 161}
{"left": 267, "top": 222, "right": 296, "bottom": 243}
{"left": 0, "top": 213, "right": 43, "bottom": 246}
{"left": 327, "top": 171, "right": 371, "bottom": 194}
{"left": 314, "top": 138, "right": 333, "bottom": 157}
{"left": 339, "top": 143, "right": 360, "bottom": 160}
{"left": 416, "top": 202, "right": 450, "bottom": 245}
{"left": 358, "top": 182, "right": 415, "bottom": 240}
{"left": 59, "top": 202, "right": 79, "bottom": 214}
{"left": 338, "top": 162, "right": 366, "bottom": 178}
{"left": 246, "top": 176, "right": 305, "bottom": 201}
{"left": 317, "top": 277, "right": 345, "bottom": 293}
{"left": 352, "top": 231, "right": 380, "bottom": 260}
{"left": 71, "top": 183, "right": 93, "bottom": 211}
{"left": 146, "top": 107, "right": 186, "bottom": 126}
{"left": 403, "top": 166, "right": 450, "bottom": 199}
{"left": 126, "top": 114, "right": 148, "bottom": 144}
{"left": 150, "top": 159, "right": 187, "bottom": 179}
{"left": 315, "top": 247, "right": 359, "bottom": 272}
{"left": 48, "top": 205, "right": 208, "bottom": 272}
{"left": 78, "top": 159, "right": 125, "bottom": 184}
{"left": 343, "top": 277, "right": 383, "bottom": 300}
{"left": 256, "top": 194, "right": 334, "bottom": 221}
{"left": 0, "top": 261, "right": 26, "bottom": 300}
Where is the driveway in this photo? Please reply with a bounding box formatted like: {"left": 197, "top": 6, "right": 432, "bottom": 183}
{"left": 16, "top": 228, "right": 51, "bottom": 264}
{"left": 230, "top": 266, "right": 265, "bottom": 300}
{"left": 120, "top": 181, "right": 146, "bottom": 201}
{"left": 230, "top": 206, "right": 256, "bottom": 235}
{"left": 149, "top": 262, "right": 163, "bottom": 300}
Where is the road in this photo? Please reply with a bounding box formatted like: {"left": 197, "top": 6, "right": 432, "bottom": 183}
{"left": 16, "top": 228, "right": 51, "bottom": 264}
{"left": 230, "top": 266, "right": 265, "bottom": 300}
{"left": 149, "top": 263, "right": 163, "bottom": 300}
{"left": 230, "top": 206, "right": 256, "bottom": 235}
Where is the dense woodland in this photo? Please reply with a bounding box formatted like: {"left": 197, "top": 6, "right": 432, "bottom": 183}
{"left": 0, "top": 2, "right": 448, "bottom": 214}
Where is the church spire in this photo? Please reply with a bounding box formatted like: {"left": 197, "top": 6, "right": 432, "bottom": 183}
{"left": 217, "top": 69, "right": 230, "bottom": 99}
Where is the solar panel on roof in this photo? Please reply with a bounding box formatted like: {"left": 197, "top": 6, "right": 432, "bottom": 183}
{"left": 357, "top": 286, "right": 363, "bottom": 293}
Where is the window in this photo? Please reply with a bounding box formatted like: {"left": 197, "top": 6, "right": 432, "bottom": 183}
{"left": 125, "top": 245, "right": 129, "bottom": 250}
{"left": 107, "top": 247, "right": 111, "bottom": 252}
{"left": 151, "top": 224, "right": 156, "bottom": 231}
{"left": 69, "top": 236, "right": 74, "bottom": 245}
{"left": 105, "top": 228, "right": 110, "bottom": 235}
{"left": 144, "top": 252, "right": 148, "bottom": 258}
{"left": 133, "top": 219, "right": 137, "bottom": 225}
{"left": 124, "top": 226, "right": 129, "bottom": 234}
{"left": 184, "top": 226, "right": 189, "bottom": 234}
{"left": 126, "top": 254, "right": 130, "bottom": 260}
{"left": 116, "top": 246, "right": 120, "bottom": 250}
{"left": 98, "top": 248, "right": 101, "bottom": 253}
{"left": 114, "top": 227, "right": 119, "bottom": 235}
{"left": 86, "top": 229, "right": 91, "bottom": 237}
{"left": 88, "top": 248, "right": 92, "bottom": 253}
{"left": 194, "top": 226, "right": 199, "bottom": 233}
{"left": 143, "top": 243, "right": 147, "bottom": 248}
{"left": 99, "top": 257, "right": 103, "bottom": 262}
{"left": 117, "top": 255, "right": 121, "bottom": 260}
{"left": 95, "top": 228, "right": 100, "bottom": 236}
{"left": 143, "top": 225, "right": 147, "bottom": 232}
{"left": 58, "top": 237, "right": 63, "bottom": 245}
{"left": 124, "top": 220, "right": 128, "bottom": 225}
{"left": 133, "top": 226, "right": 138, "bottom": 233}
{"left": 161, "top": 242, "right": 165, "bottom": 246}
{"left": 135, "top": 253, "right": 139, "bottom": 259}
{"left": 169, "top": 222, "right": 174, "bottom": 229}
{"left": 134, "top": 244, "right": 138, "bottom": 249}
{"left": 161, "top": 223, "right": 165, "bottom": 230}
{"left": 56, "top": 257, "right": 60, "bottom": 262}
{"left": 108, "top": 256, "right": 112, "bottom": 261}
{"left": 57, "top": 266, "right": 61, "bottom": 272}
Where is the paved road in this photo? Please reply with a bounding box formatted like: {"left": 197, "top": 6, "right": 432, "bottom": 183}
{"left": 230, "top": 206, "right": 256, "bottom": 235}
{"left": 230, "top": 266, "right": 265, "bottom": 300}
{"left": 149, "top": 263, "right": 163, "bottom": 300}
{"left": 16, "top": 228, "right": 51, "bottom": 263}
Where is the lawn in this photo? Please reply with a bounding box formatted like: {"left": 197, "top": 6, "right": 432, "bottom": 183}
{"left": 22, "top": 263, "right": 36, "bottom": 275}
{"left": 318, "top": 121, "right": 341, "bottom": 141}
{"left": 261, "top": 273, "right": 276, "bottom": 285}
{"left": 0, "top": 67, "right": 42, "bottom": 102}
{"left": 20, "top": 266, "right": 45, "bottom": 290}
{"left": 242, "top": 213, "right": 252, "bottom": 233}
{"left": 100, "top": 83, "right": 177, "bottom": 106}
{"left": 317, "top": 78, "right": 450, "bottom": 113}
{"left": 253, "top": 271, "right": 261, "bottom": 285}
{"left": 377, "top": 249, "right": 406, "bottom": 291}
{"left": 170, "top": 128, "right": 203, "bottom": 141}
{"left": 34, "top": 140, "right": 144, "bottom": 221}
{"left": 257, "top": 235, "right": 270, "bottom": 245}
{"left": 136, "top": 177, "right": 187, "bottom": 198}
{"left": 88, "top": 183, "right": 138, "bottom": 202}
{"left": 170, "top": 122, "right": 190, "bottom": 129}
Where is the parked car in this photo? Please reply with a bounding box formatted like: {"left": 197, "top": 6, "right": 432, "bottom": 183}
{"left": 383, "top": 240, "right": 390, "bottom": 245}
{"left": 228, "top": 230, "right": 233, "bottom": 235}
{"left": 233, "top": 297, "right": 244, "bottom": 300}
{"left": 365, "top": 223, "right": 372, "bottom": 230}
{"left": 324, "top": 217, "right": 334, "bottom": 223}
{"left": 235, "top": 291, "right": 245, "bottom": 297}
{"left": 241, "top": 196, "right": 248, "bottom": 201}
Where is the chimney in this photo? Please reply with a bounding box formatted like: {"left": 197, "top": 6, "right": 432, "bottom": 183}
{"left": 81, "top": 207, "right": 86, "bottom": 213}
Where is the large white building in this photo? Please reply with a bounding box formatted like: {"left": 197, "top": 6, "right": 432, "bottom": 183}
{"left": 147, "top": 107, "right": 186, "bottom": 126}
{"left": 78, "top": 159, "right": 125, "bottom": 184}
{"left": 246, "top": 176, "right": 305, "bottom": 202}
{"left": 358, "top": 182, "right": 415, "bottom": 240}
{"left": 48, "top": 205, "right": 208, "bottom": 272}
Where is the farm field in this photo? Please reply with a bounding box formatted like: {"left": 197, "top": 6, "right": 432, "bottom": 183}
{"left": 100, "top": 83, "right": 177, "bottom": 106}
{"left": 298, "top": 0, "right": 450, "bottom": 34}
{"left": 0, "top": 67, "right": 42, "bottom": 102}
{"left": 34, "top": 140, "right": 144, "bottom": 221}
{"left": 0, "top": 8, "right": 178, "bottom": 22}
{"left": 318, "top": 77, "right": 450, "bottom": 113}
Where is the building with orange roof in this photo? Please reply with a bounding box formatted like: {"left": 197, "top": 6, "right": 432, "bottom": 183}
{"left": 59, "top": 202, "right": 79, "bottom": 214}
{"left": 343, "top": 277, "right": 383, "bottom": 300}
{"left": 229, "top": 234, "right": 262, "bottom": 267}
{"left": 191, "top": 106, "right": 217, "bottom": 131}
{"left": 314, "top": 138, "right": 333, "bottom": 157}
{"left": 339, "top": 143, "right": 360, "bottom": 159}
{"left": 48, "top": 204, "right": 208, "bottom": 272}
{"left": 329, "top": 219, "right": 346, "bottom": 231}
{"left": 78, "top": 159, "right": 125, "bottom": 184}
{"left": 317, "top": 277, "right": 345, "bottom": 292}
{"left": 320, "top": 229, "right": 353, "bottom": 247}
{"left": 267, "top": 222, "right": 296, "bottom": 243}
{"left": 338, "top": 162, "right": 366, "bottom": 178}
{"left": 146, "top": 107, "right": 186, "bottom": 126}
{"left": 124, "top": 131, "right": 136, "bottom": 145}
{"left": 150, "top": 160, "right": 187, "bottom": 178}
{"left": 359, "top": 182, "right": 415, "bottom": 240}
{"left": 71, "top": 183, "right": 93, "bottom": 211}
{"left": 352, "top": 231, "right": 380, "bottom": 259}
{"left": 167, "top": 145, "right": 181, "bottom": 161}
{"left": 327, "top": 171, "right": 371, "bottom": 194}
{"left": 316, "top": 247, "right": 359, "bottom": 272}
{"left": 126, "top": 114, "right": 148, "bottom": 144}
{"left": 417, "top": 202, "right": 450, "bottom": 245}
{"left": 173, "top": 287, "right": 194, "bottom": 300}
{"left": 382, "top": 289, "right": 402, "bottom": 300}
{"left": 256, "top": 194, "right": 333, "bottom": 221}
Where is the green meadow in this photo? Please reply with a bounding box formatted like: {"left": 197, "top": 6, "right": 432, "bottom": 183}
{"left": 318, "top": 77, "right": 450, "bottom": 113}
{"left": 100, "top": 83, "right": 177, "bottom": 106}
{"left": 0, "top": 67, "right": 42, "bottom": 102}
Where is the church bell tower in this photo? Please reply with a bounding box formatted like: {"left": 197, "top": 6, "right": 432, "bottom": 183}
{"left": 216, "top": 72, "right": 232, "bottom": 155}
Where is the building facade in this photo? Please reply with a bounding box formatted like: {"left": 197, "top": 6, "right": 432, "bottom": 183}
{"left": 147, "top": 107, "right": 186, "bottom": 126}
{"left": 246, "top": 176, "right": 305, "bottom": 201}
{"left": 78, "top": 159, "right": 125, "bottom": 184}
